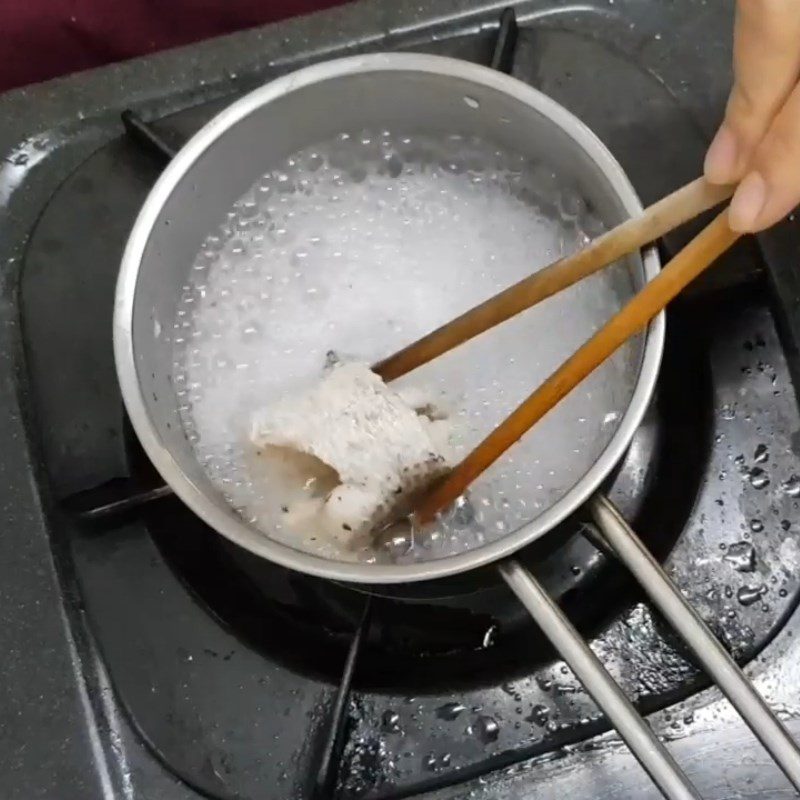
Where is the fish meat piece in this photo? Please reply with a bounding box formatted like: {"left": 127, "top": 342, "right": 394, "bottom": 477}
{"left": 250, "top": 362, "right": 453, "bottom": 547}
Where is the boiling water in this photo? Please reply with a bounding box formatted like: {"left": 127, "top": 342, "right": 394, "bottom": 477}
{"left": 173, "top": 131, "right": 639, "bottom": 563}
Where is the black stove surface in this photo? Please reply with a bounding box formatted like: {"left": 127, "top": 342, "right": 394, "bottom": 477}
{"left": 4, "top": 2, "right": 800, "bottom": 799}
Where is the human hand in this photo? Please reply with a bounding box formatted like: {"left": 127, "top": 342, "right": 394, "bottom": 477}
{"left": 704, "top": 0, "right": 800, "bottom": 233}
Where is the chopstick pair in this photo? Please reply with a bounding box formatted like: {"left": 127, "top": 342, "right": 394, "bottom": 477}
{"left": 370, "top": 177, "right": 739, "bottom": 523}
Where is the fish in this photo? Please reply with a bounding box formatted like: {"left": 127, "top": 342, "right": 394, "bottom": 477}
{"left": 250, "top": 361, "right": 453, "bottom": 548}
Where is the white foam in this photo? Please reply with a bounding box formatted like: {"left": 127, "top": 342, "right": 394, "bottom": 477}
{"left": 173, "top": 131, "right": 638, "bottom": 563}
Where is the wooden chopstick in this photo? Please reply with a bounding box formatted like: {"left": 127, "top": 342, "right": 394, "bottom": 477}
{"left": 373, "top": 177, "right": 733, "bottom": 383}
{"left": 413, "top": 209, "right": 741, "bottom": 524}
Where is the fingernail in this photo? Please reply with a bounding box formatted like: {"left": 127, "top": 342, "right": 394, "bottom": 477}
{"left": 729, "top": 172, "right": 767, "bottom": 232}
{"left": 704, "top": 126, "right": 738, "bottom": 184}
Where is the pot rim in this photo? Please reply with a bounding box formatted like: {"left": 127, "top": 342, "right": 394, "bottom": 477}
{"left": 114, "top": 52, "right": 664, "bottom": 584}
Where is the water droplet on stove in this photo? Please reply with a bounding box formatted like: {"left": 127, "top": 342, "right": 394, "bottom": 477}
{"left": 528, "top": 704, "right": 549, "bottom": 726}
{"left": 382, "top": 710, "right": 402, "bottom": 733}
{"left": 753, "top": 444, "right": 769, "bottom": 463}
{"left": 737, "top": 584, "right": 767, "bottom": 606}
{"left": 723, "top": 541, "right": 756, "bottom": 572}
{"left": 436, "top": 702, "right": 466, "bottom": 721}
{"left": 463, "top": 96, "right": 480, "bottom": 109}
{"left": 555, "top": 683, "right": 578, "bottom": 695}
{"left": 781, "top": 475, "right": 800, "bottom": 497}
{"left": 473, "top": 715, "right": 499, "bottom": 743}
{"left": 748, "top": 468, "right": 769, "bottom": 489}
{"left": 482, "top": 624, "right": 497, "bottom": 648}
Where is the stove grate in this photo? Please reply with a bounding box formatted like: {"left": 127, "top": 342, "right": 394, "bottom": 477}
{"left": 66, "top": 7, "right": 800, "bottom": 798}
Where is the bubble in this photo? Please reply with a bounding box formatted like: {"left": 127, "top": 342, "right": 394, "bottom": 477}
{"left": 240, "top": 322, "right": 262, "bottom": 342}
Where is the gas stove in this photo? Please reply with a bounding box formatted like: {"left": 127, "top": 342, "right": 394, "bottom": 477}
{"left": 4, "top": 2, "right": 800, "bottom": 799}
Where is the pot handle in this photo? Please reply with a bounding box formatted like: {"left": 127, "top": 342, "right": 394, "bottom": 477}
{"left": 498, "top": 556, "right": 700, "bottom": 800}
{"left": 500, "top": 492, "right": 800, "bottom": 797}
{"left": 587, "top": 494, "right": 800, "bottom": 787}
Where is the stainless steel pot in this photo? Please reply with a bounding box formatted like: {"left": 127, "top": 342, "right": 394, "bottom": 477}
{"left": 114, "top": 53, "right": 663, "bottom": 586}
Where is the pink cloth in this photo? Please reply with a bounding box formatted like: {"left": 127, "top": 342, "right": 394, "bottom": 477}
{"left": 0, "top": 0, "right": 350, "bottom": 93}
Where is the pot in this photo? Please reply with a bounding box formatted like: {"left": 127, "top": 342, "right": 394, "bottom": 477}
{"left": 114, "top": 53, "right": 663, "bottom": 585}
